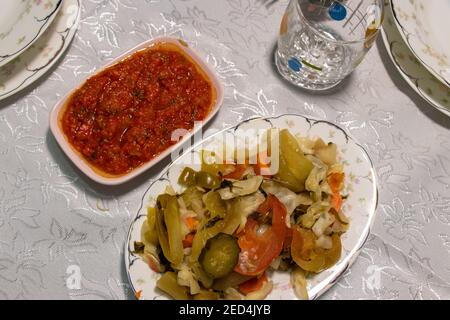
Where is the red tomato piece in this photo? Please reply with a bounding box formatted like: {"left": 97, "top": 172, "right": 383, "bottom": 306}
{"left": 235, "top": 194, "right": 287, "bottom": 276}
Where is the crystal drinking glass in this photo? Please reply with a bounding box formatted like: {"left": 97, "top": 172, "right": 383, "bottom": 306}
{"left": 275, "top": 0, "right": 384, "bottom": 91}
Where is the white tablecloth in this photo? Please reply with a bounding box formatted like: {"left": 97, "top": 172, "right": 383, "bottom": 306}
{"left": 0, "top": 0, "right": 449, "bottom": 300}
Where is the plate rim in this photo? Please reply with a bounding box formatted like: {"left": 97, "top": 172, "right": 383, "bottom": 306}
{"left": 124, "top": 113, "right": 379, "bottom": 300}
{"left": 381, "top": 2, "right": 450, "bottom": 117}
{"left": 0, "top": 0, "right": 63, "bottom": 68}
{"left": 390, "top": 0, "right": 450, "bottom": 87}
{"left": 0, "top": 0, "right": 81, "bottom": 101}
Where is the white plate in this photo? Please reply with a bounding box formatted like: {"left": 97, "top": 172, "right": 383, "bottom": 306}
{"left": 382, "top": 1, "right": 450, "bottom": 117}
{"left": 0, "top": 0, "right": 80, "bottom": 101}
{"left": 391, "top": 0, "right": 450, "bottom": 86}
{"left": 0, "top": 0, "right": 62, "bottom": 68}
{"left": 50, "top": 37, "right": 224, "bottom": 185}
{"left": 125, "top": 114, "right": 378, "bottom": 300}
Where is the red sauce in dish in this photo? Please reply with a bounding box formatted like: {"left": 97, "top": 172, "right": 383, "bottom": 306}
{"left": 61, "top": 42, "right": 215, "bottom": 176}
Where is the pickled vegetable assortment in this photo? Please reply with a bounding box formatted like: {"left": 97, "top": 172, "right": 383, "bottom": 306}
{"left": 137, "top": 129, "right": 349, "bottom": 300}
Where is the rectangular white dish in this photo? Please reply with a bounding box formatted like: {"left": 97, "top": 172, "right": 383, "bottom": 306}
{"left": 49, "top": 37, "right": 224, "bottom": 185}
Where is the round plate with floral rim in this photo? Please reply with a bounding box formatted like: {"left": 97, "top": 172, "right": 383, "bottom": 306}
{"left": 391, "top": 0, "right": 450, "bottom": 87}
{"left": 125, "top": 114, "right": 378, "bottom": 300}
{"left": 382, "top": 0, "right": 450, "bottom": 117}
{"left": 0, "top": 0, "right": 80, "bottom": 101}
{"left": 0, "top": 0, "right": 62, "bottom": 68}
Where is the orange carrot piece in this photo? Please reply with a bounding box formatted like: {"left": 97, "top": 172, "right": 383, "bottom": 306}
{"left": 331, "top": 193, "right": 343, "bottom": 212}
{"left": 253, "top": 153, "right": 272, "bottom": 176}
{"left": 328, "top": 172, "right": 344, "bottom": 193}
{"left": 328, "top": 173, "right": 344, "bottom": 212}
{"left": 224, "top": 164, "right": 248, "bottom": 180}
{"left": 135, "top": 290, "right": 142, "bottom": 300}
{"left": 184, "top": 216, "right": 199, "bottom": 231}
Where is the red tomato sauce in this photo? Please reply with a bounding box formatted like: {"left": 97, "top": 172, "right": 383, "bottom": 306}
{"left": 60, "top": 42, "right": 215, "bottom": 176}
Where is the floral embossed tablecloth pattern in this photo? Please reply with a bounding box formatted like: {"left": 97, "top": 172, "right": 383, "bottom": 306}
{"left": 0, "top": 0, "right": 449, "bottom": 300}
